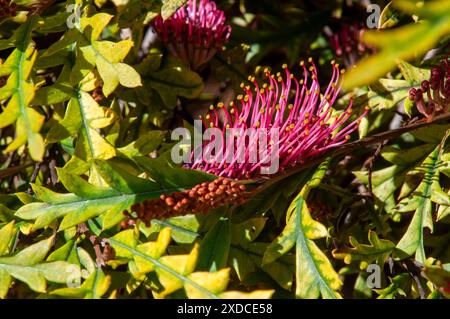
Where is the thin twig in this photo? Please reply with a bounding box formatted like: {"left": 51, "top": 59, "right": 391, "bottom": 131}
{"left": 401, "top": 259, "right": 426, "bottom": 299}
{"left": 0, "top": 162, "right": 35, "bottom": 181}
{"left": 77, "top": 223, "right": 107, "bottom": 267}
{"left": 30, "top": 163, "right": 41, "bottom": 184}
{"left": 367, "top": 142, "right": 386, "bottom": 197}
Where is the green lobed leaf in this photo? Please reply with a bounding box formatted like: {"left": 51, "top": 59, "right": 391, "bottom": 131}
{"left": 332, "top": 231, "right": 395, "bottom": 270}
{"left": 263, "top": 160, "right": 342, "bottom": 298}
{"left": 0, "top": 236, "right": 78, "bottom": 298}
{"left": 395, "top": 131, "right": 450, "bottom": 262}
{"left": 0, "top": 16, "right": 44, "bottom": 161}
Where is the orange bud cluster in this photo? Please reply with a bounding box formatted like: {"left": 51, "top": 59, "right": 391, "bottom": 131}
{"left": 123, "top": 177, "right": 248, "bottom": 226}
{"left": 92, "top": 87, "right": 105, "bottom": 103}
{"left": 0, "top": 0, "right": 17, "bottom": 18}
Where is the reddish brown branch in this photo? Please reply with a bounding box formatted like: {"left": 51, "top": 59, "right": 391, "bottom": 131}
{"left": 0, "top": 162, "right": 35, "bottom": 181}
{"left": 251, "top": 112, "right": 450, "bottom": 195}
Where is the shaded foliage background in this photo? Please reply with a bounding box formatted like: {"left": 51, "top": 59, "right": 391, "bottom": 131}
{"left": 0, "top": 0, "right": 449, "bottom": 299}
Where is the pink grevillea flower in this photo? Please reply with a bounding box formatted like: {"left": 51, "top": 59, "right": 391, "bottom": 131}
{"left": 186, "top": 59, "right": 369, "bottom": 180}
{"left": 409, "top": 57, "right": 450, "bottom": 119}
{"left": 325, "top": 23, "right": 373, "bottom": 67}
{"left": 0, "top": 0, "right": 18, "bottom": 18}
{"left": 153, "top": 0, "right": 231, "bottom": 70}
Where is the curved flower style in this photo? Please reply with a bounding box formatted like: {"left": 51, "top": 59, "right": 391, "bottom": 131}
{"left": 409, "top": 57, "right": 449, "bottom": 119}
{"left": 153, "top": 0, "right": 231, "bottom": 70}
{"left": 186, "top": 59, "right": 369, "bottom": 180}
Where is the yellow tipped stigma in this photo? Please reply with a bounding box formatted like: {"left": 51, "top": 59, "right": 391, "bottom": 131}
{"left": 282, "top": 63, "right": 288, "bottom": 69}
{"left": 340, "top": 69, "right": 346, "bottom": 74}
{"left": 237, "top": 94, "right": 243, "bottom": 100}
{"left": 255, "top": 121, "right": 260, "bottom": 127}
{"left": 288, "top": 104, "right": 293, "bottom": 110}
{"left": 365, "top": 105, "right": 371, "bottom": 111}
{"left": 290, "top": 123, "right": 295, "bottom": 129}
{"left": 299, "top": 79, "right": 304, "bottom": 85}
{"left": 331, "top": 60, "right": 336, "bottom": 65}
{"left": 305, "top": 129, "right": 310, "bottom": 136}
{"left": 276, "top": 104, "right": 281, "bottom": 110}
{"left": 300, "top": 61, "right": 305, "bottom": 66}
{"left": 263, "top": 83, "right": 268, "bottom": 89}
{"left": 264, "top": 67, "right": 269, "bottom": 73}
{"left": 230, "top": 101, "right": 234, "bottom": 106}
{"left": 335, "top": 63, "right": 340, "bottom": 68}
{"left": 247, "top": 75, "right": 253, "bottom": 81}
{"left": 210, "top": 123, "right": 214, "bottom": 128}
{"left": 260, "top": 88, "right": 265, "bottom": 94}
{"left": 276, "top": 72, "right": 281, "bottom": 77}
{"left": 205, "top": 114, "right": 211, "bottom": 120}
{"left": 245, "top": 85, "right": 250, "bottom": 90}
{"left": 303, "top": 119, "right": 309, "bottom": 124}
{"left": 347, "top": 108, "right": 353, "bottom": 114}
{"left": 305, "top": 112, "right": 310, "bottom": 117}
{"left": 331, "top": 83, "right": 336, "bottom": 89}
{"left": 269, "top": 140, "right": 275, "bottom": 145}
{"left": 345, "top": 135, "right": 351, "bottom": 140}
{"left": 226, "top": 124, "right": 230, "bottom": 129}
{"left": 209, "top": 105, "right": 214, "bottom": 110}
{"left": 240, "top": 82, "right": 245, "bottom": 88}
{"left": 290, "top": 74, "right": 294, "bottom": 79}
{"left": 230, "top": 108, "right": 235, "bottom": 114}
{"left": 308, "top": 57, "right": 313, "bottom": 63}
{"left": 281, "top": 95, "right": 286, "bottom": 100}
{"left": 309, "top": 66, "right": 314, "bottom": 72}
{"left": 306, "top": 90, "right": 311, "bottom": 95}
{"left": 277, "top": 77, "right": 283, "bottom": 82}
{"left": 260, "top": 108, "right": 265, "bottom": 114}
{"left": 314, "top": 90, "right": 319, "bottom": 95}
{"left": 244, "top": 95, "right": 249, "bottom": 102}
{"left": 218, "top": 102, "right": 224, "bottom": 108}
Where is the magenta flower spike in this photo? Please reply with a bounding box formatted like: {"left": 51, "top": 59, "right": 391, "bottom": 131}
{"left": 153, "top": 0, "right": 231, "bottom": 70}
{"left": 409, "top": 56, "right": 450, "bottom": 119}
{"left": 326, "top": 23, "right": 372, "bottom": 67}
{"left": 186, "top": 59, "right": 370, "bottom": 180}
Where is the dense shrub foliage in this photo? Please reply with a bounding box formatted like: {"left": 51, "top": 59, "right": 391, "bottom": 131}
{"left": 0, "top": 0, "right": 449, "bottom": 299}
